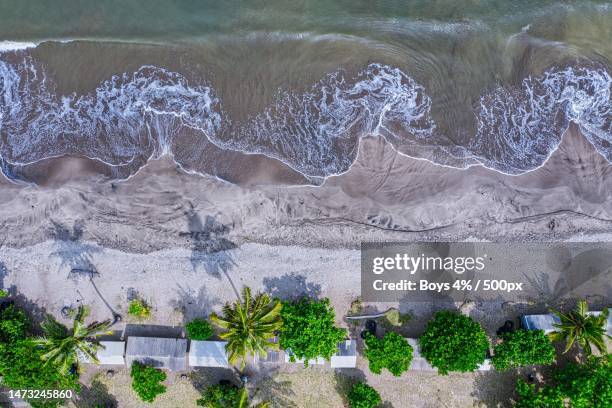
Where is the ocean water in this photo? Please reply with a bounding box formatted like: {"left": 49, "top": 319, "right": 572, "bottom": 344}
{"left": 0, "top": 1, "right": 610, "bottom": 183}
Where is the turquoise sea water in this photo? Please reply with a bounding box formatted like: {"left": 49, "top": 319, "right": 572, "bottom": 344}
{"left": 0, "top": 1, "right": 610, "bottom": 183}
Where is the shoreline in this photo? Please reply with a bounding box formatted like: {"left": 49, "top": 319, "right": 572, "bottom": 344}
{"left": 1, "top": 126, "right": 612, "bottom": 253}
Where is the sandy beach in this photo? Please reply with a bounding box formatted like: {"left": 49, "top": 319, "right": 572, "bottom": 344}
{"left": 0, "top": 241, "right": 535, "bottom": 408}
{"left": 1, "top": 126, "right": 611, "bottom": 406}
{"left": 1, "top": 126, "right": 612, "bottom": 255}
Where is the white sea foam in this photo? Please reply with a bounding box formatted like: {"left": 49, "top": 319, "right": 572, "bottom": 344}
{"left": 0, "top": 54, "right": 610, "bottom": 183}
{"left": 0, "top": 41, "right": 39, "bottom": 52}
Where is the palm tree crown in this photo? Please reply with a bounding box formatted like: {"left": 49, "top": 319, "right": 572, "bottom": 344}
{"left": 550, "top": 300, "right": 609, "bottom": 356}
{"left": 35, "top": 305, "right": 112, "bottom": 374}
{"left": 210, "top": 287, "right": 282, "bottom": 369}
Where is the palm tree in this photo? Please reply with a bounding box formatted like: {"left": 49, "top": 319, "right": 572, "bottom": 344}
{"left": 238, "top": 387, "right": 270, "bottom": 408}
{"left": 210, "top": 287, "right": 282, "bottom": 369}
{"left": 34, "top": 305, "right": 112, "bottom": 374}
{"left": 550, "top": 300, "right": 610, "bottom": 356}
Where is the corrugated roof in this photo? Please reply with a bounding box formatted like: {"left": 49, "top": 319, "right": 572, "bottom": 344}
{"left": 126, "top": 337, "right": 187, "bottom": 371}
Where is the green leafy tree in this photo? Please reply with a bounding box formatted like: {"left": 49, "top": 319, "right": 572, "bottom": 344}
{"left": 550, "top": 300, "right": 609, "bottom": 355}
{"left": 210, "top": 287, "right": 282, "bottom": 369}
{"left": 492, "top": 329, "right": 555, "bottom": 370}
{"left": 0, "top": 303, "right": 30, "bottom": 342}
{"left": 197, "top": 383, "right": 270, "bottom": 408}
{"left": 130, "top": 361, "right": 167, "bottom": 403}
{"left": 554, "top": 355, "right": 611, "bottom": 408}
{"left": 347, "top": 382, "right": 381, "bottom": 408}
{"left": 0, "top": 304, "right": 79, "bottom": 408}
{"left": 364, "top": 332, "right": 413, "bottom": 376}
{"left": 279, "top": 297, "right": 346, "bottom": 365}
{"left": 419, "top": 311, "right": 489, "bottom": 375}
{"left": 514, "top": 380, "right": 564, "bottom": 408}
{"left": 186, "top": 318, "right": 214, "bottom": 340}
{"left": 197, "top": 383, "right": 241, "bottom": 407}
{"left": 512, "top": 355, "right": 611, "bottom": 408}
{"left": 34, "top": 305, "right": 112, "bottom": 374}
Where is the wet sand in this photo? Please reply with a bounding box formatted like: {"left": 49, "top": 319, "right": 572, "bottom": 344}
{"left": 1, "top": 125, "right": 611, "bottom": 253}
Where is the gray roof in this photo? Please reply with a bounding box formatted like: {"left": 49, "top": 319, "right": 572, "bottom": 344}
{"left": 330, "top": 340, "right": 357, "bottom": 368}
{"left": 520, "top": 314, "right": 561, "bottom": 333}
{"left": 126, "top": 337, "right": 187, "bottom": 371}
{"left": 78, "top": 341, "right": 126, "bottom": 365}
{"left": 188, "top": 341, "right": 229, "bottom": 367}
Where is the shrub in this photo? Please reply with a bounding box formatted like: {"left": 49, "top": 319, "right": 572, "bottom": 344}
{"left": 348, "top": 382, "right": 381, "bottom": 408}
{"left": 419, "top": 311, "right": 489, "bottom": 375}
{"left": 279, "top": 297, "right": 346, "bottom": 364}
{"left": 514, "top": 380, "right": 564, "bottom": 408}
{"left": 0, "top": 303, "right": 30, "bottom": 342}
{"left": 492, "top": 329, "right": 555, "bottom": 370}
{"left": 554, "top": 355, "right": 611, "bottom": 408}
{"left": 130, "top": 361, "right": 166, "bottom": 403}
{"left": 128, "top": 298, "right": 151, "bottom": 319}
{"left": 196, "top": 382, "right": 241, "bottom": 407}
{"left": 0, "top": 289, "right": 9, "bottom": 298}
{"left": 512, "top": 355, "right": 611, "bottom": 408}
{"left": 186, "top": 318, "right": 214, "bottom": 340}
{"left": 364, "top": 332, "right": 413, "bottom": 376}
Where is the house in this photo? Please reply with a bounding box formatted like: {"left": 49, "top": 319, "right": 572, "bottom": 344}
{"left": 78, "top": 341, "right": 126, "bottom": 366}
{"left": 188, "top": 341, "right": 229, "bottom": 367}
{"left": 284, "top": 349, "right": 325, "bottom": 365}
{"left": 520, "top": 314, "right": 561, "bottom": 334}
{"left": 126, "top": 337, "right": 187, "bottom": 371}
{"left": 330, "top": 339, "right": 357, "bottom": 368}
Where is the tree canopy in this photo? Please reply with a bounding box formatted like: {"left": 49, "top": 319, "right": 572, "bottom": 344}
{"left": 492, "top": 329, "right": 555, "bottom": 370}
{"left": 364, "top": 332, "right": 413, "bottom": 376}
{"left": 419, "top": 311, "right": 489, "bottom": 375}
{"left": 210, "top": 287, "right": 282, "bottom": 369}
{"left": 279, "top": 297, "right": 346, "bottom": 364}
{"left": 0, "top": 303, "right": 80, "bottom": 408}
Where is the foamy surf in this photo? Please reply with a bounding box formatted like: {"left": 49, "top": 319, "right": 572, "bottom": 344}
{"left": 0, "top": 41, "right": 39, "bottom": 52}
{"left": 0, "top": 51, "right": 610, "bottom": 184}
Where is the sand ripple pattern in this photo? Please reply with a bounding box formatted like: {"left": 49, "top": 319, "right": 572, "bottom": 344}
{"left": 0, "top": 54, "right": 610, "bottom": 182}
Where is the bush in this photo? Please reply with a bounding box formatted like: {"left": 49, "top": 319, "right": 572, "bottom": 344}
{"left": 130, "top": 361, "right": 166, "bottom": 402}
{"left": 0, "top": 303, "right": 30, "bottom": 342}
{"left": 419, "top": 311, "right": 489, "bottom": 375}
{"left": 128, "top": 298, "right": 152, "bottom": 319}
{"left": 279, "top": 297, "right": 346, "bottom": 364}
{"left": 512, "top": 355, "right": 611, "bottom": 408}
{"left": 554, "top": 355, "right": 611, "bottom": 408}
{"left": 186, "top": 318, "right": 214, "bottom": 340}
{"left": 514, "top": 380, "right": 564, "bottom": 408}
{"left": 0, "top": 289, "right": 9, "bottom": 298}
{"left": 196, "top": 382, "right": 241, "bottom": 407}
{"left": 492, "top": 329, "right": 555, "bottom": 370}
{"left": 348, "top": 382, "right": 381, "bottom": 408}
{"left": 364, "top": 332, "right": 413, "bottom": 376}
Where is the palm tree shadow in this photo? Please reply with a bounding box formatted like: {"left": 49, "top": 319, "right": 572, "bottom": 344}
{"left": 170, "top": 284, "right": 221, "bottom": 323}
{"left": 73, "top": 378, "right": 118, "bottom": 408}
{"left": 262, "top": 273, "right": 321, "bottom": 301}
{"left": 181, "top": 209, "right": 239, "bottom": 298}
{"left": 254, "top": 367, "right": 298, "bottom": 408}
{"left": 49, "top": 220, "right": 101, "bottom": 274}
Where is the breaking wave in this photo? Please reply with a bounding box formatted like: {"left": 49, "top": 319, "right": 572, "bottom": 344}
{"left": 0, "top": 51, "right": 610, "bottom": 183}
